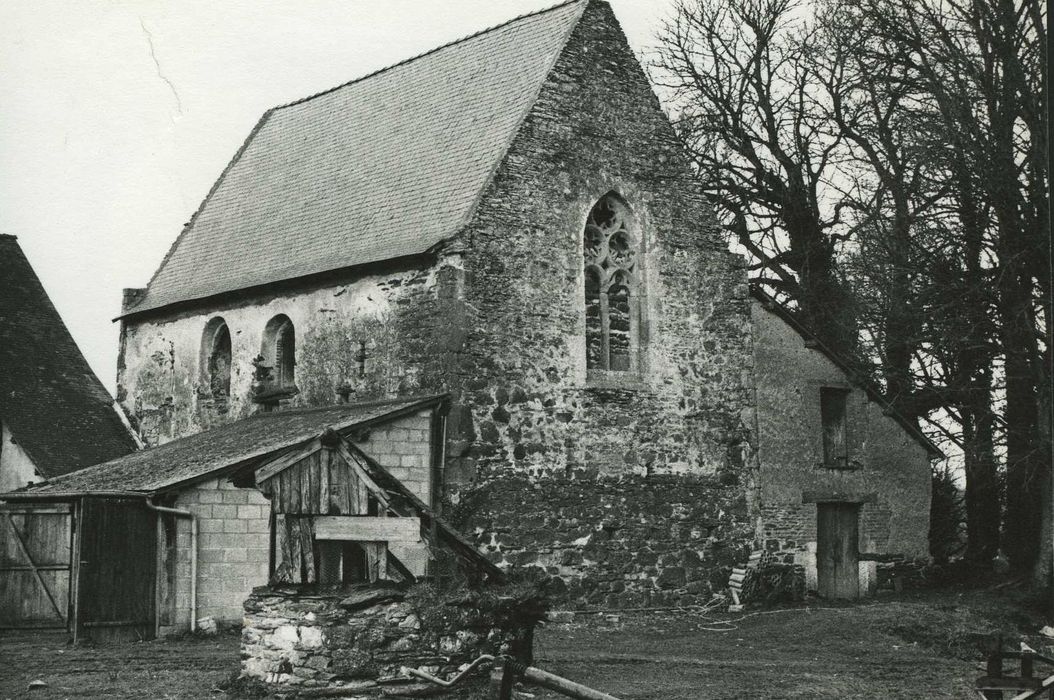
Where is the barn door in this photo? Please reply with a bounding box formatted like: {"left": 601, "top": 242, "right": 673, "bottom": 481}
{"left": 0, "top": 503, "right": 72, "bottom": 629}
{"left": 816, "top": 503, "right": 860, "bottom": 599}
{"left": 77, "top": 498, "right": 156, "bottom": 642}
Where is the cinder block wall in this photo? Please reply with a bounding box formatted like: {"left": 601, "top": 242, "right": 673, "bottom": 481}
{"left": 162, "top": 478, "right": 270, "bottom": 633}
{"left": 355, "top": 409, "right": 434, "bottom": 505}
{"left": 159, "top": 412, "right": 433, "bottom": 633}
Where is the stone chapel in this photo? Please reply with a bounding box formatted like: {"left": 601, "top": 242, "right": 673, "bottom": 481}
{"left": 113, "top": 0, "right": 937, "bottom": 606}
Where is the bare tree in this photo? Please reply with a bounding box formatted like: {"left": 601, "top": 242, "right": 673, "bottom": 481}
{"left": 653, "top": 0, "right": 860, "bottom": 359}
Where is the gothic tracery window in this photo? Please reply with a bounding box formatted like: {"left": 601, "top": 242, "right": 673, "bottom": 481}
{"left": 583, "top": 194, "right": 638, "bottom": 373}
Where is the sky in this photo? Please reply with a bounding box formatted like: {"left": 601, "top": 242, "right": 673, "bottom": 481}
{"left": 0, "top": 0, "right": 677, "bottom": 394}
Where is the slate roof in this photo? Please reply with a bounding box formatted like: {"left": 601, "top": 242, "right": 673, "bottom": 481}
{"left": 0, "top": 235, "right": 138, "bottom": 477}
{"left": 125, "top": 0, "right": 588, "bottom": 317}
{"left": 750, "top": 286, "right": 943, "bottom": 458}
{"left": 2, "top": 395, "right": 444, "bottom": 497}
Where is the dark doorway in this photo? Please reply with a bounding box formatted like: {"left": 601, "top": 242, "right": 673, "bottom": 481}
{"left": 816, "top": 503, "right": 860, "bottom": 599}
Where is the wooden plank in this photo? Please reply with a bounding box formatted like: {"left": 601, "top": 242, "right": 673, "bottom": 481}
{"left": 288, "top": 517, "right": 303, "bottom": 583}
{"left": 299, "top": 518, "right": 315, "bottom": 583}
{"left": 71, "top": 499, "right": 83, "bottom": 642}
{"left": 363, "top": 542, "right": 386, "bottom": 582}
{"left": 319, "top": 449, "right": 331, "bottom": 515}
{"left": 386, "top": 549, "right": 416, "bottom": 584}
{"left": 255, "top": 439, "right": 323, "bottom": 485}
{"left": 339, "top": 438, "right": 505, "bottom": 582}
{"left": 0, "top": 505, "right": 71, "bottom": 514}
{"left": 313, "top": 516, "right": 421, "bottom": 542}
{"left": 334, "top": 444, "right": 391, "bottom": 510}
{"left": 3, "top": 513, "right": 65, "bottom": 621}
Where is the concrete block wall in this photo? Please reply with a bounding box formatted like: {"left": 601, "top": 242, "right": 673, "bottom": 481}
{"left": 163, "top": 477, "right": 270, "bottom": 632}
{"left": 355, "top": 409, "right": 434, "bottom": 505}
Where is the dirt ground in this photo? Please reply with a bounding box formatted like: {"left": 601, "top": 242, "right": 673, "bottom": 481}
{"left": 0, "top": 589, "right": 1048, "bottom": 699}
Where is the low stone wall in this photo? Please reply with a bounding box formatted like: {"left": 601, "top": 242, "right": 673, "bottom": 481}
{"left": 241, "top": 583, "right": 544, "bottom": 692}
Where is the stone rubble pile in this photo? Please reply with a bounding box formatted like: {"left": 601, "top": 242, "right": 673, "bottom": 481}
{"left": 241, "top": 582, "right": 544, "bottom": 693}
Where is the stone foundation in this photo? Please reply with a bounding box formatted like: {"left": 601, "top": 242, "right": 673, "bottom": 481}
{"left": 241, "top": 583, "right": 544, "bottom": 692}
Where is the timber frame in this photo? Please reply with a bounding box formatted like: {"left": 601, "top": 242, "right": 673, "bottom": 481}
{"left": 253, "top": 427, "right": 503, "bottom": 586}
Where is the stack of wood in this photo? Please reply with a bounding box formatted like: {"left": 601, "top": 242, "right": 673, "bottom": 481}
{"left": 728, "top": 550, "right": 766, "bottom": 611}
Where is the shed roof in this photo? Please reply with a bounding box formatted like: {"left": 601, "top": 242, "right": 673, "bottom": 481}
{"left": 0, "top": 235, "right": 138, "bottom": 477}
{"left": 2, "top": 395, "right": 444, "bottom": 497}
{"left": 124, "top": 0, "right": 588, "bottom": 318}
{"left": 750, "top": 286, "right": 943, "bottom": 458}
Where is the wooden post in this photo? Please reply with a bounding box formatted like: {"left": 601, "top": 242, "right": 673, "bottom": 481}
{"left": 497, "top": 657, "right": 516, "bottom": 700}
{"left": 1020, "top": 651, "right": 1034, "bottom": 680}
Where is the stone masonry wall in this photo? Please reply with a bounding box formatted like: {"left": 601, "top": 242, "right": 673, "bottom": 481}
{"left": 121, "top": 1, "right": 762, "bottom": 609}
{"left": 117, "top": 260, "right": 463, "bottom": 447}
{"left": 441, "top": 1, "right": 759, "bottom": 604}
{"left": 751, "top": 300, "right": 932, "bottom": 589}
{"left": 241, "top": 584, "right": 540, "bottom": 692}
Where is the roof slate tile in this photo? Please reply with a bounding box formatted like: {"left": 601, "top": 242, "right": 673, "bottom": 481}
{"left": 128, "top": 0, "right": 587, "bottom": 316}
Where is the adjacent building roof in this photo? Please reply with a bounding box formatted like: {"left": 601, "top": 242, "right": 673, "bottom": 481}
{"left": 2, "top": 395, "right": 445, "bottom": 497}
{"left": 0, "top": 235, "right": 138, "bottom": 477}
{"left": 750, "top": 286, "right": 944, "bottom": 458}
{"left": 124, "top": 0, "right": 588, "bottom": 318}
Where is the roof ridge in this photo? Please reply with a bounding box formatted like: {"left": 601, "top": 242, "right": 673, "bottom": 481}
{"left": 273, "top": 0, "right": 588, "bottom": 112}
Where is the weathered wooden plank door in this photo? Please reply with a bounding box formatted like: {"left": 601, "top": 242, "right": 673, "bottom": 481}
{"left": 816, "top": 503, "right": 860, "bottom": 599}
{"left": 77, "top": 498, "right": 156, "bottom": 642}
{"left": 0, "top": 503, "right": 73, "bottom": 629}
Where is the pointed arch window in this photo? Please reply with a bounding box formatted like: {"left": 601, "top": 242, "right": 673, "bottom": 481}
{"left": 583, "top": 194, "right": 639, "bottom": 374}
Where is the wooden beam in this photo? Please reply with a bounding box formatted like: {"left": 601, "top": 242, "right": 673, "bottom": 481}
{"left": 255, "top": 438, "right": 323, "bottom": 485}
{"left": 313, "top": 516, "right": 421, "bottom": 542}
{"left": 0, "top": 505, "right": 71, "bottom": 514}
{"left": 339, "top": 437, "right": 505, "bottom": 582}
{"left": 334, "top": 443, "right": 391, "bottom": 510}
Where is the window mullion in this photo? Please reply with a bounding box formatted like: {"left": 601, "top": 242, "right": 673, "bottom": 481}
{"left": 599, "top": 285, "right": 610, "bottom": 371}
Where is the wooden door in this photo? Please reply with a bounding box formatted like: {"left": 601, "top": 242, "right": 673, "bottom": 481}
{"left": 0, "top": 503, "right": 73, "bottom": 629}
{"left": 77, "top": 498, "right": 156, "bottom": 642}
{"left": 816, "top": 503, "right": 860, "bottom": 599}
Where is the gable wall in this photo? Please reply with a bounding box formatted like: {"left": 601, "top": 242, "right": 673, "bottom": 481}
{"left": 0, "top": 421, "right": 41, "bottom": 493}
{"left": 443, "top": 1, "right": 759, "bottom": 607}
{"left": 751, "top": 301, "right": 931, "bottom": 588}
{"left": 118, "top": 264, "right": 463, "bottom": 446}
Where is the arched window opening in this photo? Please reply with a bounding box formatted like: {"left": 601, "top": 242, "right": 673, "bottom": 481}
{"left": 585, "top": 266, "right": 604, "bottom": 369}
{"left": 582, "top": 194, "right": 639, "bottom": 373}
{"left": 262, "top": 314, "right": 296, "bottom": 390}
{"left": 200, "top": 317, "right": 232, "bottom": 401}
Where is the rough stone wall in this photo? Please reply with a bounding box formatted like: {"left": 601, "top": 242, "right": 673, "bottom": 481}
{"left": 120, "top": 1, "right": 760, "bottom": 608}
{"left": 443, "top": 1, "right": 758, "bottom": 606}
{"left": 751, "top": 300, "right": 932, "bottom": 587}
{"left": 117, "top": 261, "right": 463, "bottom": 446}
{"left": 0, "top": 421, "right": 41, "bottom": 493}
{"left": 241, "top": 585, "right": 538, "bottom": 691}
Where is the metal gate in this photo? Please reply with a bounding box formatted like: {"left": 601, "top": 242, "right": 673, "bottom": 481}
{"left": 0, "top": 503, "right": 72, "bottom": 629}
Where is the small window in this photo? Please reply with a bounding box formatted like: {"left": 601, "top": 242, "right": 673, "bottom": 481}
{"left": 820, "top": 388, "right": 850, "bottom": 468}
{"left": 261, "top": 315, "right": 296, "bottom": 389}
{"left": 200, "top": 317, "right": 231, "bottom": 401}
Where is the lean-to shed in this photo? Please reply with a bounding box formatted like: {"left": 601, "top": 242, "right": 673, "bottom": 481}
{"left": 0, "top": 395, "right": 498, "bottom": 641}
